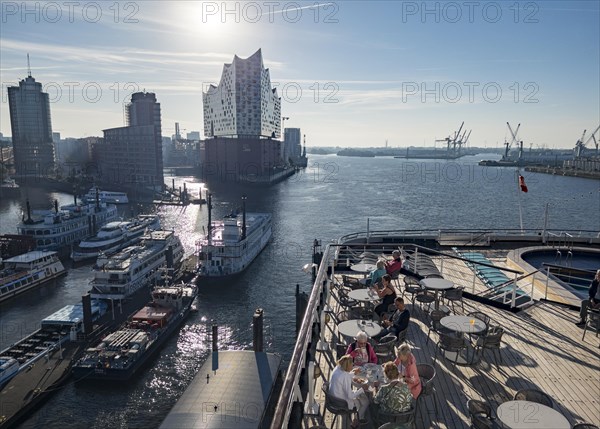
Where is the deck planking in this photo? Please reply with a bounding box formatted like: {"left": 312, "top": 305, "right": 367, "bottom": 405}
{"left": 304, "top": 271, "right": 600, "bottom": 429}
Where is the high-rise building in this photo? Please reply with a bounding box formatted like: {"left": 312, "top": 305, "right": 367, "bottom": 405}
{"left": 99, "top": 92, "right": 163, "bottom": 188}
{"left": 203, "top": 49, "right": 281, "bottom": 138}
{"left": 7, "top": 74, "right": 55, "bottom": 176}
{"left": 284, "top": 128, "right": 302, "bottom": 161}
{"left": 200, "top": 50, "right": 289, "bottom": 183}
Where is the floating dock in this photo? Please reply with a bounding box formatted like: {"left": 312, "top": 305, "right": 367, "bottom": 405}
{"left": 160, "top": 351, "right": 282, "bottom": 429}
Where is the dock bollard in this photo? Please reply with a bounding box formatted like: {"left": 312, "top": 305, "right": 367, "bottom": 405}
{"left": 253, "top": 308, "right": 264, "bottom": 352}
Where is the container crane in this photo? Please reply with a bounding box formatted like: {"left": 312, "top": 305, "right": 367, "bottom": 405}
{"left": 504, "top": 122, "right": 521, "bottom": 160}
{"left": 574, "top": 125, "right": 600, "bottom": 158}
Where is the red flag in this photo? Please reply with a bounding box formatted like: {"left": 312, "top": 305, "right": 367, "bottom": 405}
{"left": 519, "top": 175, "right": 528, "bottom": 193}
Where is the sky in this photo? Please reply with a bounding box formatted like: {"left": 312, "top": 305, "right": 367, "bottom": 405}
{"left": 1, "top": 1, "right": 599, "bottom": 149}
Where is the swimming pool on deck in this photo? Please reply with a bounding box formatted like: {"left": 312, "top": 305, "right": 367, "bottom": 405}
{"left": 521, "top": 248, "right": 600, "bottom": 290}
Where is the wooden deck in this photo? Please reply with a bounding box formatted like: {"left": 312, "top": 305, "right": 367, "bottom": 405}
{"left": 303, "top": 272, "right": 600, "bottom": 429}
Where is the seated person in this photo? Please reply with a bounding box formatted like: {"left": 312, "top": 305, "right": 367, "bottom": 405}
{"left": 372, "top": 274, "right": 397, "bottom": 319}
{"left": 329, "top": 354, "right": 370, "bottom": 425}
{"left": 393, "top": 343, "right": 422, "bottom": 399}
{"left": 576, "top": 269, "right": 600, "bottom": 326}
{"left": 385, "top": 249, "right": 424, "bottom": 280}
{"left": 346, "top": 331, "right": 378, "bottom": 366}
{"left": 360, "top": 260, "right": 387, "bottom": 286}
{"left": 385, "top": 250, "right": 403, "bottom": 275}
{"left": 373, "top": 297, "right": 410, "bottom": 341}
{"left": 372, "top": 362, "right": 413, "bottom": 427}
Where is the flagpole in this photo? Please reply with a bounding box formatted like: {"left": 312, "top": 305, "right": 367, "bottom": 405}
{"left": 516, "top": 168, "right": 524, "bottom": 233}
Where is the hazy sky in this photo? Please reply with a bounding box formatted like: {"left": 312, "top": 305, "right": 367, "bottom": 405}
{"left": 1, "top": 1, "right": 599, "bottom": 148}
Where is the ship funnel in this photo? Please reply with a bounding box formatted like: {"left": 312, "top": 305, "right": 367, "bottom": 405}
{"left": 241, "top": 195, "right": 247, "bottom": 240}
{"left": 54, "top": 199, "right": 59, "bottom": 213}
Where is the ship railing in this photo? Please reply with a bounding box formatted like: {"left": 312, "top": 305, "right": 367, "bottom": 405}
{"left": 541, "top": 263, "right": 591, "bottom": 307}
{"left": 339, "top": 228, "right": 600, "bottom": 245}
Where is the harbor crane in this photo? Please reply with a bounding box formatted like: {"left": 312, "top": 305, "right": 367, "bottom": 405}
{"left": 504, "top": 122, "right": 522, "bottom": 160}
{"left": 435, "top": 122, "right": 470, "bottom": 156}
{"left": 574, "top": 125, "right": 600, "bottom": 158}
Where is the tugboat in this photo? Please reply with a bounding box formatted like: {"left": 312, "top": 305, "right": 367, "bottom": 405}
{"left": 196, "top": 195, "right": 271, "bottom": 279}
{"left": 72, "top": 282, "right": 197, "bottom": 381}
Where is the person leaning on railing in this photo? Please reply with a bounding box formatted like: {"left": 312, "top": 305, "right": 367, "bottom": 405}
{"left": 576, "top": 269, "right": 600, "bottom": 326}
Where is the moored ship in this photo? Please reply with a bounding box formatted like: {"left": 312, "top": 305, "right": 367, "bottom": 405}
{"left": 71, "top": 215, "right": 160, "bottom": 262}
{"left": 72, "top": 282, "right": 197, "bottom": 381}
{"left": 0, "top": 251, "right": 66, "bottom": 303}
{"left": 17, "top": 199, "right": 118, "bottom": 253}
{"left": 196, "top": 195, "right": 271, "bottom": 279}
{"left": 90, "top": 230, "right": 184, "bottom": 300}
{"left": 83, "top": 188, "right": 129, "bottom": 204}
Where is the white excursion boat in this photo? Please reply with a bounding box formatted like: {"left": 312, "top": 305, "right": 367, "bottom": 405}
{"left": 83, "top": 188, "right": 129, "bottom": 204}
{"left": 90, "top": 230, "right": 184, "bottom": 300}
{"left": 71, "top": 215, "right": 160, "bottom": 262}
{"left": 0, "top": 251, "right": 66, "bottom": 303}
{"left": 17, "top": 200, "right": 118, "bottom": 253}
{"left": 196, "top": 195, "right": 271, "bottom": 279}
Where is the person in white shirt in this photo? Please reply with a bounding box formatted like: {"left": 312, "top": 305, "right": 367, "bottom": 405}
{"left": 329, "top": 354, "right": 370, "bottom": 426}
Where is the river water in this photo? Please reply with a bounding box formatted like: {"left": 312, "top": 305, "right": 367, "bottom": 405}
{"left": 0, "top": 154, "right": 598, "bottom": 428}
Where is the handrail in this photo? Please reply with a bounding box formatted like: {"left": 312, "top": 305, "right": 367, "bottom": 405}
{"left": 270, "top": 243, "right": 334, "bottom": 428}
{"left": 541, "top": 262, "right": 596, "bottom": 275}
{"left": 478, "top": 269, "right": 541, "bottom": 297}
{"left": 339, "top": 228, "right": 600, "bottom": 243}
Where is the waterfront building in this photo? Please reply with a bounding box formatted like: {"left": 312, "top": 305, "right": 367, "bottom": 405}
{"left": 284, "top": 128, "right": 302, "bottom": 163}
{"left": 98, "top": 92, "right": 163, "bottom": 189}
{"left": 7, "top": 74, "right": 55, "bottom": 177}
{"left": 203, "top": 49, "right": 280, "bottom": 139}
{"left": 201, "top": 49, "right": 287, "bottom": 183}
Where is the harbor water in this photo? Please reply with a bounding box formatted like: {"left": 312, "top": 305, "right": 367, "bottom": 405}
{"left": 0, "top": 155, "right": 598, "bottom": 428}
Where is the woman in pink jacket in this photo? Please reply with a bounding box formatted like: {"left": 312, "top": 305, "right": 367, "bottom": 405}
{"left": 346, "top": 331, "right": 378, "bottom": 366}
{"left": 393, "top": 343, "right": 422, "bottom": 399}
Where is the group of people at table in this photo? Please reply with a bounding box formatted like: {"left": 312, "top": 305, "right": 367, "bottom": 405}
{"left": 329, "top": 251, "right": 419, "bottom": 428}
{"left": 330, "top": 333, "right": 419, "bottom": 428}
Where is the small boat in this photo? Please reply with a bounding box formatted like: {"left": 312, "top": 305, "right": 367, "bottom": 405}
{"left": 71, "top": 215, "right": 160, "bottom": 262}
{"left": 72, "top": 282, "right": 197, "bottom": 381}
{"left": 196, "top": 195, "right": 271, "bottom": 279}
{"left": 0, "top": 251, "right": 66, "bottom": 303}
{"left": 83, "top": 188, "right": 129, "bottom": 204}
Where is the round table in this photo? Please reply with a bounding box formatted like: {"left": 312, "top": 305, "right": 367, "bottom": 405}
{"left": 350, "top": 263, "right": 376, "bottom": 274}
{"left": 338, "top": 319, "right": 383, "bottom": 339}
{"left": 496, "top": 401, "right": 570, "bottom": 429}
{"left": 440, "top": 315, "right": 487, "bottom": 334}
{"left": 420, "top": 278, "right": 454, "bottom": 310}
{"left": 439, "top": 315, "right": 487, "bottom": 365}
{"left": 349, "top": 289, "right": 382, "bottom": 303}
{"left": 352, "top": 363, "right": 385, "bottom": 388}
